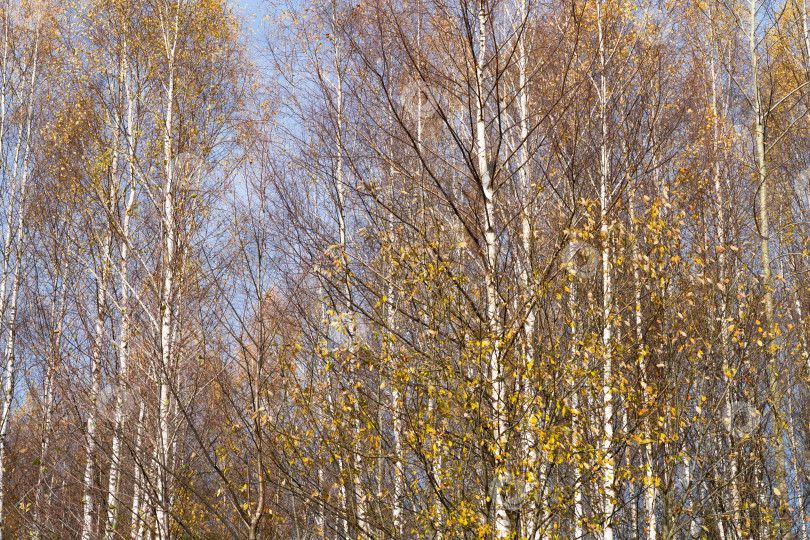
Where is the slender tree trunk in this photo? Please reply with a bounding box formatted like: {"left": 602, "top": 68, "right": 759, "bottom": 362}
{"left": 684, "top": 455, "right": 700, "bottom": 537}
{"left": 81, "top": 222, "right": 113, "bottom": 540}
{"left": 749, "top": 2, "right": 791, "bottom": 533}
{"left": 706, "top": 24, "right": 742, "bottom": 538}
{"left": 0, "top": 10, "right": 8, "bottom": 166}
{"left": 33, "top": 285, "right": 66, "bottom": 540}
{"left": 390, "top": 305, "right": 403, "bottom": 536}
{"left": 156, "top": 7, "right": 179, "bottom": 538}
{"left": 386, "top": 153, "right": 403, "bottom": 538}
{"left": 142, "top": 443, "right": 160, "bottom": 540}
{"left": 630, "top": 181, "right": 656, "bottom": 540}
{"left": 0, "top": 27, "right": 38, "bottom": 538}
{"left": 247, "top": 271, "right": 267, "bottom": 539}
{"left": 570, "top": 282, "right": 584, "bottom": 540}
{"left": 130, "top": 401, "right": 147, "bottom": 540}
{"left": 316, "top": 462, "right": 325, "bottom": 537}
{"left": 105, "top": 135, "right": 136, "bottom": 539}
{"left": 338, "top": 419, "right": 349, "bottom": 539}
{"left": 712, "top": 462, "right": 728, "bottom": 540}
{"left": 596, "top": 0, "right": 615, "bottom": 536}
{"left": 514, "top": 1, "right": 543, "bottom": 536}
{"left": 0, "top": 251, "right": 21, "bottom": 540}
{"left": 83, "top": 57, "right": 126, "bottom": 537}
{"left": 802, "top": 0, "right": 810, "bottom": 69}
{"left": 326, "top": 4, "right": 365, "bottom": 534}
{"left": 473, "top": 2, "right": 508, "bottom": 537}
{"left": 788, "top": 396, "right": 807, "bottom": 540}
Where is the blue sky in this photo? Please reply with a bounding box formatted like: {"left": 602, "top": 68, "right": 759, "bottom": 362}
{"left": 231, "top": 0, "right": 267, "bottom": 44}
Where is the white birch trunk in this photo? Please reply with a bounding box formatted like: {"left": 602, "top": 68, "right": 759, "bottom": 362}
{"left": 514, "top": 1, "right": 542, "bottom": 536}
{"left": 33, "top": 285, "right": 66, "bottom": 540}
{"left": 706, "top": 25, "right": 742, "bottom": 536}
{"left": 596, "top": 0, "right": 615, "bottom": 536}
{"left": 0, "top": 27, "right": 38, "bottom": 536}
{"left": 803, "top": 0, "right": 810, "bottom": 74}
{"left": 327, "top": 3, "right": 366, "bottom": 533}
{"left": 156, "top": 7, "right": 179, "bottom": 538}
{"left": 473, "top": 3, "right": 508, "bottom": 537}
{"left": 0, "top": 9, "right": 8, "bottom": 165}
{"left": 0, "top": 251, "right": 21, "bottom": 540}
{"left": 621, "top": 405, "right": 638, "bottom": 540}
{"left": 386, "top": 153, "right": 403, "bottom": 537}
{"left": 81, "top": 223, "right": 113, "bottom": 540}
{"left": 141, "top": 443, "right": 160, "bottom": 540}
{"left": 569, "top": 282, "right": 584, "bottom": 540}
{"left": 105, "top": 138, "right": 136, "bottom": 539}
{"left": 130, "top": 401, "right": 147, "bottom": 540}
{"left": 82, "top": 51, "right": 127, "bottom": 537}
{"left": 789, "top": 395, "right": 808, "bottom": 540}
{"left": 392, "top": 380, "right": 404, "bottom": 536}
{"left": 748, "top": 2, "right": 792, "bottom": 535}
{"left": 712, "top": 463, "right": 727, "bottom": 540}
{"left": 630, "top": 182, "right": 656, "bottom": 540}
{"left": 316, "top": 463, "right": 325, "bottom": 537}
{"left": 390, "top": 289, "right": 403, "bottom": 535}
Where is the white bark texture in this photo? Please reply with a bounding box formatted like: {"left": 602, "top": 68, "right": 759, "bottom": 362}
{"left": 157, "top": 7, "right": 180, "bottom": 537}
{"left": 597, "top": 0, "right": 615, "bottom": 536}
{"left": 0, "top": 24, "right": 38, "bottom": 536}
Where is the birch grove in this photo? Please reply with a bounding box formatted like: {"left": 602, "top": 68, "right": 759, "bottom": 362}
{"left": 4, "top": 0, "right": 810, "bottom": 538}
